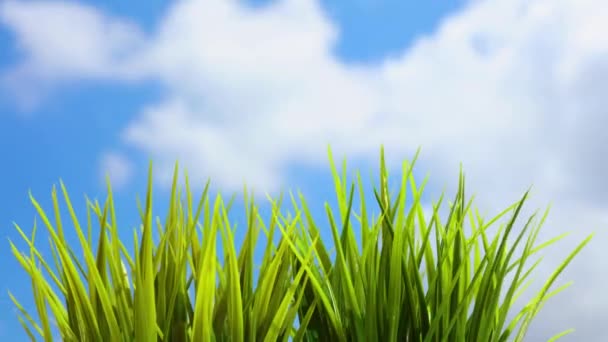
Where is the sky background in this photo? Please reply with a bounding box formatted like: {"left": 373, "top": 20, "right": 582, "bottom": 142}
{"left": 1, "top": 0, "right": 608, "bottom": 340}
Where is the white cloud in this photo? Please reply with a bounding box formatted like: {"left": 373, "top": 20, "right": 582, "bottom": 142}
{"left": 2, "top": 0, "right": 608, "bottom": 340}
{"left": 99, "top": 151, "right": 133, "bottom": 190}
{"left": 0, "top": 0, "right": 147, "bottom": 107}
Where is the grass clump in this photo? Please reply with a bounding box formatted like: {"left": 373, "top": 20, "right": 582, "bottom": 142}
{"left": 9, "top": 147, "right": 592, "bottom": 341}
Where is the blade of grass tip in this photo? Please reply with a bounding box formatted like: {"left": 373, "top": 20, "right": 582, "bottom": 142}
{"left": 428, "top": 183, "right": 462, "bottom": 338}
{"left": 252, "top": 241, "right": 282, "bottom": 336}
{"left": 293, "top": 194, "right": 342, "bottom": 340}
{"left": 494, "top": 214, "right": 544, "bottom": 334}
{"left": 507, "top": 232, "right": 569, "bottom": 273}
{"left": 356, "top": 171, "right": 369, "bottom": 253}
{"left": 59, "top": 180, "right": 121, "bottom": 341}
{"left": 478, "top": 199, "right": 536, "bottom": 342}
{"left": 273, "top": 210, "right": 344, "bottom": 338}
{"left": 219, "top": 202, "right": 244, "bottom": 342}
{"left": 238, "top": 187, "right": 258, "bottom": 311}
{"left": 402, "top": 173, "right": 433, "bottom": 336}
{"left": 135, "top": 196, "right": 145, "bottom": 233}
{"left": 29, "top": 241, "right": 77, "bottom": 341}
{"left": 476, "top": 198, "right": 524, "bottom": 256}
{"left": 30, "top": 191, "right": 102, "bottom": 340}
{"left": 415, "top": 194, "right": 444, "bottom": 288}
{"left": 514, "top": 233, "right": 593, "bottom": 342}
{"left": 187, "top": 175, "right": 211, "bottom": 235}
{"left": 105, "top": 174, "right": 122, "bottom": 270}
{"left": 471, "top": 210, "right": 485, "bottom": 291}
{"left": 377, "top": 145, "right": 395, "bottom": 241}
{"left": 447, "top": 175, "right": 471, "bottom": 334}
{"left": 392, "top": 151, "right": 421, "bottom": 230}
{"left": 341, "top": 156, "right": 348, "bottom": 205}
{"left": 188, "top": 178, "right": 211, "bottom": 287}
{"left": 9, "top": 291, "right": 42, "bottom": 339}
{"left": 12, "top": 223, "right": 66, "bottom": 295}
{"left": 259, "top": 192, "right": 285, "bottom": 279}
{"left": 263, "top": 244, "right": 316, "bottom": 342}
{"left": 91, "top": 200, "right": 109, "bottom": 317}
{"left": 327, "top": 145, "right": 348, "bottom": 223}
{"left": 325, "top": 185, "right": 362, "bottom": 318}
{"left": 52, "top": 250, "right": 84, "bottom": 339}
{"left": 500, "top": 280, "right": 571, "bottom": 342}
{"left": 389, "top": 148, "right": 421, "bottom": 235}
{"left": 509, "top": 258, "right": 544, "bottom": 304}
{"left": 163, "top": 184, "right": 190, "bottom": 336}
{"left": 90, "top": 197, "right": 132, "bottom": 332}
{"left": 442, "top": 166, "right": 464, "bottom": 237}
{"left": 260, "top": 191, "right": 280, "bottom": 239}
{"left": 506, "top": 206, "right": 563, "bottom": 274}
{"left": 155, "top": 162, "right": 180, "bottom": 324}
{"left": 225, "top": 190, "right": 238, "bottom": 216}
{"left": 293, "top": 295, "right": 319, "bottom": 342}
{"left": 31, "top": 270, "right": 55, "bottom": 342}
{"left": 190, "top": 191, "right": 211, "bottom": 292}
{"left": 134, "top": 161, "right": 158, "bottom": 342}
{"left": 393, "top": 160, "right": 409, "bottom": 242}
{"left": 547, "top": 329, "right": 575, "bottom": 342}
{"left": 387, "top": 161, "right": 416, "bottom": 340}
{"left": 387, "top": 205, "right": 406, "bottom": 341}
{"left": 468, "top": 189, "right": 530, "bottom": 340}
{"left": 254, "top": 212, "right": 297, "bottom": 324}
{"left": 423, "top": 256, "right": 490, "bottom": 342}
{"left": 448, "top": 172, "right": 465, "bottom": 336}
{"left": 16, "top": 312, "right": 38, "bottom": 342}
{"left": 191, "top": 194, "right": 221, "bottom": 342}
{"left": 50, "top": 185, "right": 66, "bottom": 241}
{"left": 368, "top": 219, "right": 385, "bottom": 337}
{"left": 245, "top": 213, "right": 264, "bottom": 332}
{"left": 86, "top": 197, "right": 93, "bottom": 248}
{"left": 297, "top": 192, "right": 332, "bottom": 275}
{"left": 289, "top": 213, "right": 343, "bottom": 340}
{"left": 26, "top": 222, "right": 53, "bottom": 341}
{"left": 427, "top": 202, "right": 445, "bottom": 326}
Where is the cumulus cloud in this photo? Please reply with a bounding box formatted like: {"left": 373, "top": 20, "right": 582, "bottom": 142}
{"left": 2, "top": 0, "right": 608, "bottom": 340}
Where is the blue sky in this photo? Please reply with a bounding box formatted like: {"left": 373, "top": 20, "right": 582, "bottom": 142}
{"left": 1, "top": 0, "right": 608, "bottom": 340}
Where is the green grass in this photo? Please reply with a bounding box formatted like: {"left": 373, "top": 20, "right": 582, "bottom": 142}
{"left": 8, "top": 146, "right": 593, "bottom": 341}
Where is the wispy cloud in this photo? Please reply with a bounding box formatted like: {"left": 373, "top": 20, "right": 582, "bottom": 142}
{"left": 99, "top": 151, "right": 133, "bottom": 190}
{"left": 2, "top": 0, "right": 608, "bottom": 339}
{"left": 0, "top": 0, "right": 147, "bottom": 107}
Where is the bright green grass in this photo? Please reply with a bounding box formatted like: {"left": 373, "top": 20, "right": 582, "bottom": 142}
{"left": 8, "top": 146, "right": 592, "bottom": 341}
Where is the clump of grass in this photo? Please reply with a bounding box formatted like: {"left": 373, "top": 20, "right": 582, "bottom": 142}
{"left": 8, "top": 147, "right": 592, "bottom": 341}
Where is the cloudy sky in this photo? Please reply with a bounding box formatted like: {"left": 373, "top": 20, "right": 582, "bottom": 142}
{"left": 1, "top": 0, "right": 607, "bottom": 340}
